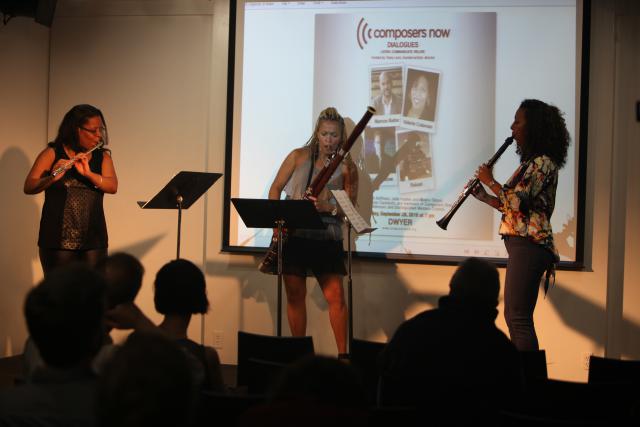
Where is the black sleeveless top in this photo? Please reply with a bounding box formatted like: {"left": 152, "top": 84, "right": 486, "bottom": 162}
{"left": 37, "top": 142, "right": 108, "bottom": 250}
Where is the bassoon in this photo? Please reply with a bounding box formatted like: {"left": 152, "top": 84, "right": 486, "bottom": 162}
{"left": 259, "top": 106, "right": 376, "bottom": 274}
{"left": 436, "top": 136, "right": 514, "bottom": 230}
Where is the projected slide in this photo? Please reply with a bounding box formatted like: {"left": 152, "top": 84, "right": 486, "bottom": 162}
{"left": 227, "top": 0, "right": 580, "bottom": 263}
{"left": 313, "top": 12, "right": 497, "bottom": 254}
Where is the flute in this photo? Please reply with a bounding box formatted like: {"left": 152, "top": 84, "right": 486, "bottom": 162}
{"left": 51, "top": 140, "right": 104, "bottom": 177}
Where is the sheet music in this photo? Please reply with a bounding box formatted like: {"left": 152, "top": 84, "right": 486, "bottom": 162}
{"left": 331, "top": 190, "right": 376, "bottom": 235}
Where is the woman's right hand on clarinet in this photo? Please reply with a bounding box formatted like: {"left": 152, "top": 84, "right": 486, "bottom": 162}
{"left": 471, "top": 183, "right": 489, "bottom": 203}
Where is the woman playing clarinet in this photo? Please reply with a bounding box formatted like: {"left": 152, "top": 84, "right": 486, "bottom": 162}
{"left": 268, "top": 107, "right": 358, "bottom": 358}
{"left": 472, "top": 99, "right": 570, "bottom": 351}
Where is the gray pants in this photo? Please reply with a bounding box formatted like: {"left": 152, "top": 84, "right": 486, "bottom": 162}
{"left": 503, "top": 236, "right": 554, "bottom": 351}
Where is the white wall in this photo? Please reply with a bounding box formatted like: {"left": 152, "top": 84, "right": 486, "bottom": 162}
{"left": 0, "top": 17, "right": 50, "bottom": 357}
{"left": 0, "top": 0, "right": 638, "bottom": 382}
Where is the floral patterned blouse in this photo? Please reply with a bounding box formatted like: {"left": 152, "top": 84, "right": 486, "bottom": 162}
{"left": 497, "top": 155, "right": 559, "bottom": 261}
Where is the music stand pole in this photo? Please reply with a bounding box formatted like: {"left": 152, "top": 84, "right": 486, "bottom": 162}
{"left": 177, "top": 195, "right": 183, "bottom": 259}
{"left": 329, "top": 189, "right": 376, "bottom": 356}
{"left": 276, "top": 219, "right": 285, "bottom": 336}
{"left": 231, "top": 198, "right": 325, "bottom": 337}
{"left": 345, "top": 216, "right": 354, "bottom": 354}
{"left": 137, "top": 171, "right": 223, "bottom": 260}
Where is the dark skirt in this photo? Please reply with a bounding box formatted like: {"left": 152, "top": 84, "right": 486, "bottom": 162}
{"left": 281, "top": 235, "right": 346, "bottom": 277}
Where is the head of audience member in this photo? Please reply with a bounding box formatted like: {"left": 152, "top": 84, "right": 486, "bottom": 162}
{"left": 154, "top": 259, "right": 209, "bottom": 316}
{"left": 448, "top": 257, "right": 500, "bottom": 308}
{"left": 24, "top": 262, "right": 106, "bottom": 369}
{"left": 96, "top": 331, "right": 196, "bottom": 427}
{"left": 96, "top": 252, "right": 144, "bottom": 310}
{"left": 239, "top": 355, "right": 368, "bottom": 426}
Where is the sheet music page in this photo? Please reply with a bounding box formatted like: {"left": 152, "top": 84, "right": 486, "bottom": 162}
{"left": 331, "top": 190, "right": 376, "bottom": 234}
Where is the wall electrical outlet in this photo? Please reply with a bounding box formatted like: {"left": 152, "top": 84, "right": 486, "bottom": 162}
{"left": 582, "top": 352, "right": 592, "bottom": 370}
{"left": 213, "top": 331, "right": 224, "bottom": 349}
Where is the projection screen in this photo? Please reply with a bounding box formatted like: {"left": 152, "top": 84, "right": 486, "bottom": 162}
{"left": 223, "top": 0, "right": 588, "bottom": 266}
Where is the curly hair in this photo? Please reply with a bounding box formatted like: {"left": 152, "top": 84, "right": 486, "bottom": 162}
{"left": 305, "top": 107, "right": 346, "bottom": 152}
{"left": 52, "top": 104, "right": 107, "bottom": 153}
{"left": 517, "top": 99, "right": 570, "bottom": 168}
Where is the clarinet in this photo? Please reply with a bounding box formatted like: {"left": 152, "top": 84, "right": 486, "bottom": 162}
{"left": 436, "top": 136, "right": 514, "bottom": 230}
{"left": 259, "top": 106, "right": 376, "bottom": 274}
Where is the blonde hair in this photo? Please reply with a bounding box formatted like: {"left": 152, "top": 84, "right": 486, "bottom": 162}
{"left": 305, "top": 107, "right": 346, "bottom": 151}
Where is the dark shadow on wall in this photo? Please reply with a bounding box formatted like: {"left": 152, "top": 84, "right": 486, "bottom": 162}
{"left": 328, "top": 260, "right": 436, "bottom": 342}
{"left": 547, "top": 283, "right": 607, "bottom": 348}
{"left": 206, "top": 253, "right": 442, "bottom": 344}
{"left": 548, "top": 283, "right": 640, "bottom": 357}
{"left": 203, "top": 255, "right": 415, "bottom": 342}
{"left": 114, "top": 233, "right": 166, "bottom": 260}
{"left": 205, "top": 247, "right": 635, "bottom": 357}
{"left": 204, "top": 257, "right": 276, "bottom": 331}
{"left": 0, "top": 147, "right": 40, "bottom": 356}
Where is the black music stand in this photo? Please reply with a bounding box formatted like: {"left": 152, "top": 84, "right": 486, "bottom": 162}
{"left": 138, "top": 171, "right": 222, "bottom": 259}
{"left": 231, "top": 198, "right": 325, "bottom": 336}
{"left": 331, "top": 190, "right": 376, "bottom": 355}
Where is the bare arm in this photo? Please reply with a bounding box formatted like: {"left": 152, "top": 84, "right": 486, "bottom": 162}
{"left": 72, "top": 150, "right": 118, "bottom": 194}
{"left": 343, "top": 157, "right": 359, "bottom": 206}
{"left": 471, "top": 184, "right": 501, "bottom": 210}
{"left": 97, "top": 151, "right": 118, "bottom": 194}
{"left": 472, "top": 163, "right": 502, "bottom": 210}
{"left": 314, "top": 157, "right": 359, "bottom": 214}
{"left": 104, "top": 302, "right": 158, "bottom": 332}
{"left": 268, "top": 149, "right": 299, "bottom": 200}
{"left": 100, "top": 151, "right": 118, "bottom": 194}
{"left": 23, "top": 147, "right": 64, "bottom": 194}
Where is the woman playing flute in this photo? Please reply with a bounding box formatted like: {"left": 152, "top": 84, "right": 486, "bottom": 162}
{"left": 24, "top": 104, "right": 118, "bottom": 276}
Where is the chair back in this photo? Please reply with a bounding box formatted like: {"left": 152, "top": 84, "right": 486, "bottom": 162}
{"left": 519, "top": 349, "right": 548, "bottom": 386}
{"left": 508, "top": 378, "right": 637, "bottom": 424}
{"left": 196, "top": 390, "right": 264, "bottom": 426}
{"left": 349, "top": 338, "right": 386, "bottom": 404}
{"left": 588, "top": 355, "right": 640, "bottom": 384}
{"left": 245, "top": 357, "right": 288, "bottom": 394}
{"left": 236, "top": 331, "right": 314, "bottom": 387}
{"left": 377, "top": 373, "right": 502, "bottom": 423}
{"left": 0, "top": 354, "right": 25, "bottom": 387}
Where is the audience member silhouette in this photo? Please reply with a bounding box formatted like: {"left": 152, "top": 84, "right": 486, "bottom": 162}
{"left": 378, "top": 257, "right": 522, "bottom": 417}
{"left": 23, "top": 252, "right": 148, "bottom": 377}
{"left": 96, "top": 331, "right": 197, "bottom": 427}
{"left": 0, "top": 263, "right": 105, "bottom": 425}
{"left": 239, "top": 354, "right": 368, "bottom": 427}
{"left": 154, "top": 259, "right": 225, "bottom": 392}
{"left": 97, "top": 251, "right": 144, "bottom": 312}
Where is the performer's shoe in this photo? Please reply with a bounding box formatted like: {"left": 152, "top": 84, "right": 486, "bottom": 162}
{"left": 338, "top": 353, "right": 351, "bottom": 364}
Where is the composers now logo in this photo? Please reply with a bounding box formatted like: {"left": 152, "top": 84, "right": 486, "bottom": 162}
{"left": 356, "top": 18, "right": 451, "bottom": 50}
{"left": 357, "top": 18, "right": 372, "bottom": 49}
